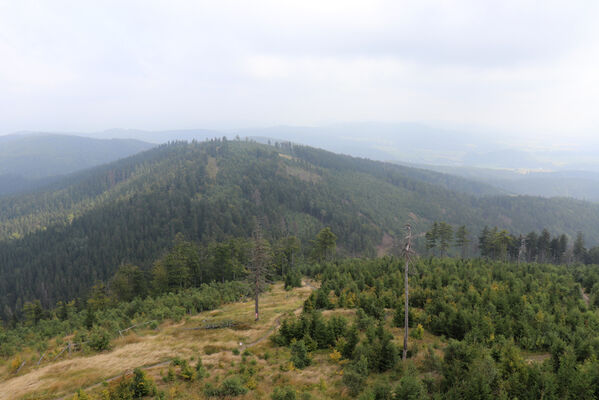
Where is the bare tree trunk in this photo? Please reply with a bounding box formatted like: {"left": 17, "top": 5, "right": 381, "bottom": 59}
{"left": 255, "top": 292, "right": 259, "bottom": 321}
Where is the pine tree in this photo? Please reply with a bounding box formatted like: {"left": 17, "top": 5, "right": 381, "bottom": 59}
{"left": 248, "top": 222, "right": 271, "bottom": 321}
{"left": 437, "top": 222, "right": 454, "bottom": 257}
{"left": 573, "top": 232, "right": 586, "bottom": 263}
{"left": 525, "top": 231, "right": 539, "bottom": 262}
{"left": 454, "top": 225, "right": 470, "bottom": 258}
{"left": 538, "top": 229, "right": 551, "bottom": 263}
{"left": 425, "top": 222, "right": 439, "bottom": 255}
{"left": 491, "top": 229, "right": 512, "bottom": 261}
{"left": 478, "top": 226, "right": 492, "bottom": 258}
{"left": 313, "top": 227, "right": 337, "bottom": 262}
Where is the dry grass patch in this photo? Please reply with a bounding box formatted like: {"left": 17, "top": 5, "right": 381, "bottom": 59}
{"left": 1, "top": 282, "right": 313, "bottom": 399}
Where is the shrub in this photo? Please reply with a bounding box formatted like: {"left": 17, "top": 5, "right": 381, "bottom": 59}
{"left": 205, "top": 376, "right": 248, "bottom": 397}
{"left": 284, "top": 270, "right": 302, "bottom": 290}
{"left": 422, "top": 345, "right": 442, "bottom": 372}
{"left": 164, "top": 366, "right": 175, "bottom": 382}
{"left": 72, "top": 389, "right": 90, "bottom": 400}
{"left": 9, "top": 356, "right": 23, "bottom": 374}
{"left": 105, "top": 376, "right": 134, "bottom": 400}
{"left": 196, "top": 355, "right": 207, "bottom": 378}
{"left": 131, "top": 368, "right": 156, "bottom": 397}
{"left": 409, "top": 324, "right": 424, "bottom": 340}
{"left": 394, "top": 375, "right": 424, "bottom": 400}
{"left": 88, "top": 327, "right": 111, "bottom": 351}
{"left": 393, "top": 305, "right": 414, "bottom": 328}
{"left": 272, "top": 386, "right": 297, "bottom": 400}
{"left": 330, "top": 349, "right": 342, "bottom": 364}
{"left": 372, "top": 382, "right": 392, "bottom": 400}
{"left": 290, "top": 340, "right": 311, "bottom": 369}
{"left": 343, "top": 355, "right": 369, "bottom": 397}
{"left": 179, "top": 360, "right": 195, "bottom": 381}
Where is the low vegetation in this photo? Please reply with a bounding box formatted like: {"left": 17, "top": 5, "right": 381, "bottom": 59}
{"left": 2, "top": 254, "right": 599, "bottom": 399}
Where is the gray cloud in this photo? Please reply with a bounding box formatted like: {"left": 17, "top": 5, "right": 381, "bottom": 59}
{"left": 0, "top": 0, "right": 598, "bottom": 141}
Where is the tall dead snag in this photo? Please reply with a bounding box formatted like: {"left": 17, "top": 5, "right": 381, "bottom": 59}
{"left": 403, "top": 224, "right": 414, "bottom": 361}
{"left": 248, "top": 221, "right": 271, "bottom": 321}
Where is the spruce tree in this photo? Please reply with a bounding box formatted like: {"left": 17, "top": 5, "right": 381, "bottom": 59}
{"left": 454, "top": 225, "right": 470, "bottom": 258}
{"left": 248, "top": 222, "right": 271, "bottom": 321}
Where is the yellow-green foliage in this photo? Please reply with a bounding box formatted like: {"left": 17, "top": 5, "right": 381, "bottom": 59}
{"left": 72, "top": 389, "right": 90, "bottom": 400}
{"left": 410, "top": 323, "right": 424, "bottom": 339}
{"left": 9, "top": 356, "right": 23, "bottom": 374}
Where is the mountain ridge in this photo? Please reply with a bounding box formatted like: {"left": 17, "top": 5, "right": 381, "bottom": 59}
{"left": 2, "top": 139, "right": 599, "bottom": 319}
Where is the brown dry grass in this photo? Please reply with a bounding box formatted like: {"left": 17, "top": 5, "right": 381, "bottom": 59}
{"left": 1, "top": 282, "right": 312, "bottom": 400}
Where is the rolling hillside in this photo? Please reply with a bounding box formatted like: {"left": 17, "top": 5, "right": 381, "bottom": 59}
{"left": 2, "top": 139, "right": 599, "bottom": 318}
{"left": 0, "top": 133, "right": 154, "bottom": 196}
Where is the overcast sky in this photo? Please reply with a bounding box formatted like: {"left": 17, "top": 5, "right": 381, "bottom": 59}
{"left": 1, "top": 1, "right": 598, "bottom": 143}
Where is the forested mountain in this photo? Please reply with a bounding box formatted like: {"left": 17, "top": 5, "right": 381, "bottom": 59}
{"left": 0, "top": 133, "right": 154, "bottom": 196}
{"left": 3, "top": 139, "right": 599, "bottom": 320}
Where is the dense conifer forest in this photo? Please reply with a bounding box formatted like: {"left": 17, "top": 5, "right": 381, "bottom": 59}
{"left": 3, "top": 139, "right": 599, "bottom": 320}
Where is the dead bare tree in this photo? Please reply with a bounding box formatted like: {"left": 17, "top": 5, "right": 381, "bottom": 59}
{"left": 402, "top": 224, "right": 415, "bottom": 361}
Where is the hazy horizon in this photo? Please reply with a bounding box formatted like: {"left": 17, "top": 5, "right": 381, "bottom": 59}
{"left": 2, "top": 1, "right": 599, "bottom": 146}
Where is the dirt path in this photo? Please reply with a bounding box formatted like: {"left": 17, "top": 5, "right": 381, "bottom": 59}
{"left": 57, "top": 279, "right": 317, "bottom": 400}
{"left": 238, "top": 279, "right": 316, "bottom": 350}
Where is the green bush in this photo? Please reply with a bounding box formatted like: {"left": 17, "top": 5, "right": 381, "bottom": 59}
{"left": 290, "top": 340, "right": 311, "bottom": 369}
{"left": 72, "top": 389, "right": 90, "bottom": 400}
{"left": 272, "top": 386, "right": 297, "bottom": 400}
{"left": 284, "top": 270, "right": 302, "bottom": 290}
{"left": 394, "top": 375, "right": 424, "bottom": 400}
{"left": 372, "top": 382, "right": 392, "bottom": 400}
{"left": 105, "top": 376, "right": 133, "bottom": 400}
{"left": 88, "top": 327, "right": 111, "bottom": 351}
{"left": 164, "top": 366, "right": 175, "bottom": 382}
{"left": 343, "top": 355, "right": 369, "bottom": 397}
{"left": 205, "top": 376, "right": 248, "bottom": 397}
{"left": 179, "top": 360, "right": 195, "bottom": 381}
{"left": 196, "top": 355, "right": 207, "bottom": 378}
{"left": 131, "top": 368, "right": 156, "bottom": 398}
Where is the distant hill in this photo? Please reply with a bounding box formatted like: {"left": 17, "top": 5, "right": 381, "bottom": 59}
{"left": 2, "top": 140, "right": 599, "bottom": 318}
{"left": 0, "top": 133, "right": 154, "bottom": 195}
{"left": 85, "top": 128, "right": 224, "bottom": 144}
{"left": 239, "top": 123, "right": 599, "bottom": 172}
{"left": 414, "top": 163, "right": 599, "bottom": 202}
{"left": 238, "top": 122, "right": 496, "bottom": 166}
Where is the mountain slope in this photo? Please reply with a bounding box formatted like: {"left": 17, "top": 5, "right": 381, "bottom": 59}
{"left": 2, "top": 140, "right": 599, "bottom": 319}
{"left": 0, "top": 133, "right": 154, "bottom": 196}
